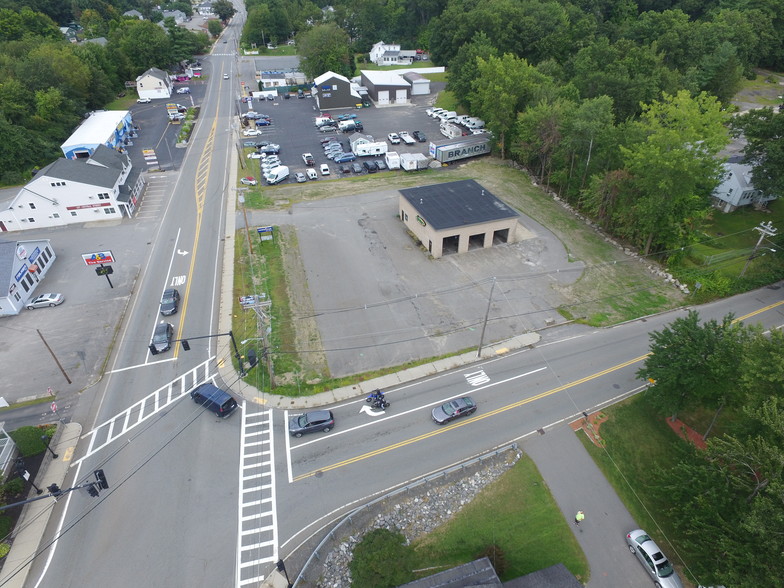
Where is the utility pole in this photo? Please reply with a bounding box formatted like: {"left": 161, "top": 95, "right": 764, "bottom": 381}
{"left": 740, "top": 221, "right": 777, "bottom": 277}
{"left": 37, "top": 329, "right": 72, "bottom": 384}
{"left": 476, "top": 277, "right": 497, "bottom": 358}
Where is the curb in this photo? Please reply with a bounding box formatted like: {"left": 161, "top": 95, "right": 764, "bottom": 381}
{"left": 0, "top": 422, "right": 82, "bottom": 588}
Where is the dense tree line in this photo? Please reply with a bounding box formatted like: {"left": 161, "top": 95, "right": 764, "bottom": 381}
{"left": 637, "top": 311, "right": 784, "bottom": 587}
{"left": 0, "top": 2, "right": 211, "bottom": 185}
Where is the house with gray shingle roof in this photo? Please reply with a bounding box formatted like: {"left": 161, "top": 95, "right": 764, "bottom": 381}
{"left": 712, "top": 157, "right": 776, "bottom": 213}
{"left": 0, "top": 145, "right": 144, "bottom": 232}
{"left": 136, "top": 67, "right": 173, "bottom": 100}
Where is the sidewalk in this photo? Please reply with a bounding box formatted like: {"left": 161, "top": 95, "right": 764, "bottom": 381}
{"left": 523, "top": 423, "right": 646, "bottom": 588}
{"left": 0, "top": 422, "right": 82, "bottom": 588}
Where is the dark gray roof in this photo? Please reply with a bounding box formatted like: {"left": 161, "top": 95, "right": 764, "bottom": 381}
{"left": 0, "top": 240, "right": 17, "bottom": 288}
{"left": 400, "top": 180, "right": 519, "bottom": 230}
{"left": 117, "top": 167, "right": 142, "bottom": 204}
{"left": 399, "top": 557, "right": 501, "bottom": 588}
{"left": 36, "top": 155, "right": 122, "bottom": 188}
{"left": 88, "top": 144, "right": 128, "bottom": 170}
{"left": 502, "top": 563, "right": 582, "bottom": 588}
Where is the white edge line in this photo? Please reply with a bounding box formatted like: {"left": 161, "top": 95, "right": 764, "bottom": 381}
{"left": 236, "top": 399, "right": 248, "bottom": 588}
{"left": 284, "top": 409, "right": 293, "bottom": 484}
{"left": 145, "top": 228, "right": 182, "bottom": 363}
{"left": 289, "top": 366, "right": 548, "bottom": 451}
{"left": 267, "top": 409, "right": 279, "bottom": 564}
{"left": 31, "top": 460, "right": 84, "bottom": 588}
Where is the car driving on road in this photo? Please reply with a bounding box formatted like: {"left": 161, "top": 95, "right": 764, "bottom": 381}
{"left": 626, "top": 529, "right": 684, "bottom": 588}
{"left": 288, "top": 410, "right": 335, "bottom": 437}
{"left": 159, "top": 289, "right": 180, "bottom": 315}
{"left": 432, "top": 397, "right": 477, "bottom": 424}
{"left": 136, "top": 97, "right": 151, "bottom": 104}
{"left": 26, "top": 293, "right": 64, "bottom": 309}
{"left": 150, "top": 322, "right": 173, "bottom": 354}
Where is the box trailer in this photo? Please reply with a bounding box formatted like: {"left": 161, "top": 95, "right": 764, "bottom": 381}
{"left": 439, "top": 122, "right": 465, "bottom": 139}
{"left": 429, "top": 135, "right": 491, "bottom": 164}
{"left": 385, "top": 151, "right": 401, "bottom": 170}
{"left": 353, "top": 141, "right": 388, "bottom": 157}
{"left": 400, "top": 153, "right": 429, "bottom": 171}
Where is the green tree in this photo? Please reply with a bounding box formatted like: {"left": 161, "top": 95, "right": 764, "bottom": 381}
{"left": 446, "top": 31, "right": 497, "bottom": 110}
{"left": 111, "top": 18, "right": 171, "bottom": 74}
{"left": 296, "top": 23, "right": 352, "bottom": 80}
{"left": 79, "top": 8, "right": 106, "bottom": 38}
{"left": 471, "top": 53, "right": 553, "bottom": 158}
{"left": 731, "top": 109, "right": 784, "bottom": 199}
{"left": 619, "top": 90, "right": 729, "bottom": 254}
{"left": 349, "top": 528, "right": 414, "bottom": 588}
{"left": 637, "top": 311, "right": 749, "bottom": 426}
{"left": 207, "top": 18, "right": 223, "bottom": 39}
{"left": 211, "top": 0, "right": 237, "bottom": 22}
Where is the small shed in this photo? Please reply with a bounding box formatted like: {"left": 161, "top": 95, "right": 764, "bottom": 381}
{"left": 399, "top": 180, "right": 519, "bottom": 258}
{"left": 402, "top": 71, "right": 430, "bottom": 95}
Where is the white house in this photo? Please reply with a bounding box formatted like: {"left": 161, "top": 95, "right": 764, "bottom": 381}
{"left": 260, "top": 72, "right": 287, "bottom": 88}
{"left": 369, "top": 41, "right": 416, "bottom": 66}
{"left": 136, "top": 67, "right": 173, "bottom": 100}
{"left": 0, "top": 238, "right": 57, "bottom": 316}
{"left": 0, "top": 146, "right": 144, "bottom": 233}
{"left": 712, "top": 160, "right": 775, "bottom": 213}
{"left": 61, "top": 110, "right": 134, "bottom": 159}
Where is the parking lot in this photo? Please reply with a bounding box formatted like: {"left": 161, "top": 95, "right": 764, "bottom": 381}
{"left": 236, "top": 89, "right": 451, "bottom": 184}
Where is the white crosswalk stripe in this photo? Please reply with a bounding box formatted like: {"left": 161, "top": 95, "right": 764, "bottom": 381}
{"left": 464, "top": 369, "right": 491, "bottom": 386}
{"left": 236, "top": 406, "right": 278, "bottom": 587}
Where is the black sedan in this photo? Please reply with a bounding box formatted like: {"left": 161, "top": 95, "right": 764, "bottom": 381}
{"left": 159, "top": 288, "right": 180, "bottom": 315}
{"left": 432, "top": 397, "right": 477, "bottom": 424}
{"left": 412, "top": 130, "right": 427, "bottom": 142}
{"left": 288, "top": 410, "right": 335, "bottom": 437}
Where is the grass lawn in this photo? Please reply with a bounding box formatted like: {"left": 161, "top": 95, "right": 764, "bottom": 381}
{"left": 412, "top": 455, "right": 589, "bottom": 583}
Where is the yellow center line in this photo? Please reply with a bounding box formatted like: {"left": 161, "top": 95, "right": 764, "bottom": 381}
{"left": 293, "top": 353, "right": 650, "bottom": 482}
{"left": 174, "top": 103, "right": 221, "bottom": 356}
{"left": 731, "top": 300, "right": 784, "bottom": 323}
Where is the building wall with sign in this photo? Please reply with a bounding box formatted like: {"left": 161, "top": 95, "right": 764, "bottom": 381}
{"left": 312, "top": 71, "right": 361, "bottom": 110}
{"left": 0, "top": 239, "right": 56, "bottom": 316}
{"left": 61, "top": 110, "right": 134, "bottom": 160}
{"left": 0, "top": 145, "right": 142, "bottom": 233}
{"left": 398, "top": 180, "right": 520, "bottom": 259}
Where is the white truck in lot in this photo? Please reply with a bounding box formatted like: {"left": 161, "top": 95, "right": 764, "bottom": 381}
{"left": 385, "top": 151, "right": 401, "bottom": 170}
{"left": 465, "top": 117, "right": 485, "bottom": 129}
{"left": 399, "top": 131, "right": 416, "bottom": 145}
{"left": 353, "top": 141, "right": 388, "bottom": 157}
{"left": 264, "top": 165, "right": 289, "bottom": 184}
{"left": 440, "top": 122, "right": 465, "bottom": 139}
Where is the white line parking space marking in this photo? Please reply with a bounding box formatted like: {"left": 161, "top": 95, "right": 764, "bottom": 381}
{"left": 236, "top": 404, "right": 278, "bottom": 587}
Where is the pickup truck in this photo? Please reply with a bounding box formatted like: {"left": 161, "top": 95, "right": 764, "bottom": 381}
{"left": 302, "top": 153, "right": 315, "bottom": 166}
{"left": 399, "top": 131, "right": 416, "bottom": 145}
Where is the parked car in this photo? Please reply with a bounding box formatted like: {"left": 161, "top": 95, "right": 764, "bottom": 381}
{"left": 260, "top": 145, "right": 280, "bottom": 154}
{"left": 243, "top": 112, "right": 264, "bottom": 119}
{"left": 150, "top": 322, "right": 174, "bottom": 354}
{"left": 243, "top": 140, "right": 261, "bottom": 148}
{"left": 294, "top": 172, "right": 307, "bottom": 183}
{"left": 288, "top": 410, "right": 335, "bottom": 437}
{"left": 240, "top": 176, "right": 257, "bottom": 185}
{"left": 26, "top": 293, "right": 64, "bottom": 310}
{"left": 340, "top": 164, "right": 352, "bottom": 174}
{"left": 335, "top": 152, "right": 357, "bottom": 163}
{"left": 362, "top": 160, "right": 377, "bottom": 173}
{"left": 375, "top": 160, "right": 387, "bottom": 170}
{"left": 351, "top": 162, "right": 363, "bottom": 173}
{"left": 387, "top": 132, "right": 401, "bottom": 144}
{"left": 305, "top": 168, "right": 318, "bottom": 180}
{"left": 320, "top": 164, "right": 330, "bottom": 176}
{"left": 626, "top": 530, "right": 684, "bottom": 588}
{"left": 337, "top": 113, "right": 357, "bottom": 121}
{"left": 159, "top": 289, "right": 180, "bottom": 315}
{"left": 318, "top": 125, "right": 338, "bottom": 133}
{"left": 223, "top": 73, "right": 229, "bottom": 79}
{"left": 432, "top": 397, "right": 477, "bottom": 424}
{"left": 412, "top": 130, "right": 427, "bottom": 142}
{"left": 302, "top": 153, "right": 315, "bottom": 166}
{"left": 255, "top": 119, "right": 272, "bottom": 126}
{"left": 243, "top": 129, "right": 262, "bottom": 137}
{"left": 136, "top": 97, "right": 151, "bottom": 104}
{"left": 176, "top": 87, "right": 191, "bottom": 94}
{"left": 247, "top": 151, "right": 265, "bottom": 159}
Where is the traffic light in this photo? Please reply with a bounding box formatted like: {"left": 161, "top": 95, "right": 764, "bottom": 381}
{"left": 47, "top": 483, "right": 62, "bottom": 496}
{"left": 94, "top": 469, "right": 108, "bottom": 490}
{"left": 247, "top": 348, "right": 258, "bottom": 368}
{"left": 87, "top": 483, "right": 99, "bottom": 497}
{"left": 181, "top": 340, "right": 190, "bottom": 351}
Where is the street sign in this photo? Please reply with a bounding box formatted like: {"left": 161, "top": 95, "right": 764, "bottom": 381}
{"left": 81, "top": 251, "right": 115, "bottom": 266}
{"left": 257, "top": 226, "right": 274, "bottom": 242}
{"left": 51, "top": 402, "right": 57, "bottom": 413}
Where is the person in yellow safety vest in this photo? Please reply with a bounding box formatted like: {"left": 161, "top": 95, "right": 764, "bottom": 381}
{"left": 574, "top": 511, "right": 585, "bottom": 526}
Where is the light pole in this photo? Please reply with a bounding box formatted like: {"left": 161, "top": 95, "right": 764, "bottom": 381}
{"left": 41, "top": 435, "right": 58, "bottom": 459}
{"left": 740, "top": 221, "right": 777, "bottom": 277}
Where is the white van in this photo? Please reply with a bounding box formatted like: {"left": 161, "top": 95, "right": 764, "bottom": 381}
{"left": 305, "top": 168, "right": 318, "bottom": 180}
{"left": 265, "top": 165, "right": 289, "bottom": 185}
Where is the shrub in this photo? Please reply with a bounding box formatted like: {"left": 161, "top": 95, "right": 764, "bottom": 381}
{"left": 8, "top": 426, "right": 49, "bottom": 456}
{"left": 0, "top": 543, "right": 9, "bottom": 558}
{"left": 476, "top": 543, "right": 508, "bottom": 576}
{"left": 2, "top": 478, "right": 24, "bottom": 501}
{"left": 350, "top": 528, "right": 414, "bottom": 588}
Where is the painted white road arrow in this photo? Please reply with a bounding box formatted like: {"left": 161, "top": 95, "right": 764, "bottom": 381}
{"left": 359, "top": 405, "right": 386, "bottom": 417}
{"left": 177, "top": 249, "right": 189, "bottom": 256}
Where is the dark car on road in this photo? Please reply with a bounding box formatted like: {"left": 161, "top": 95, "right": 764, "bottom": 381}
{"left": 412, "top": 130, "right": 427, "bottom": 142}
{"left": 151, "top": 322, "right": 173, "bottom": 354}
{"left": 432, "top": 397, "right": 477, "bottom": 424}
{"left": 288, "top": 410, "right": 335, "bottom": 437}
{"left": 190, "top": 383, "right": 238, "bottom": 418}
{"left": 159, "top": 288, "right": 180, "bottom": 315}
